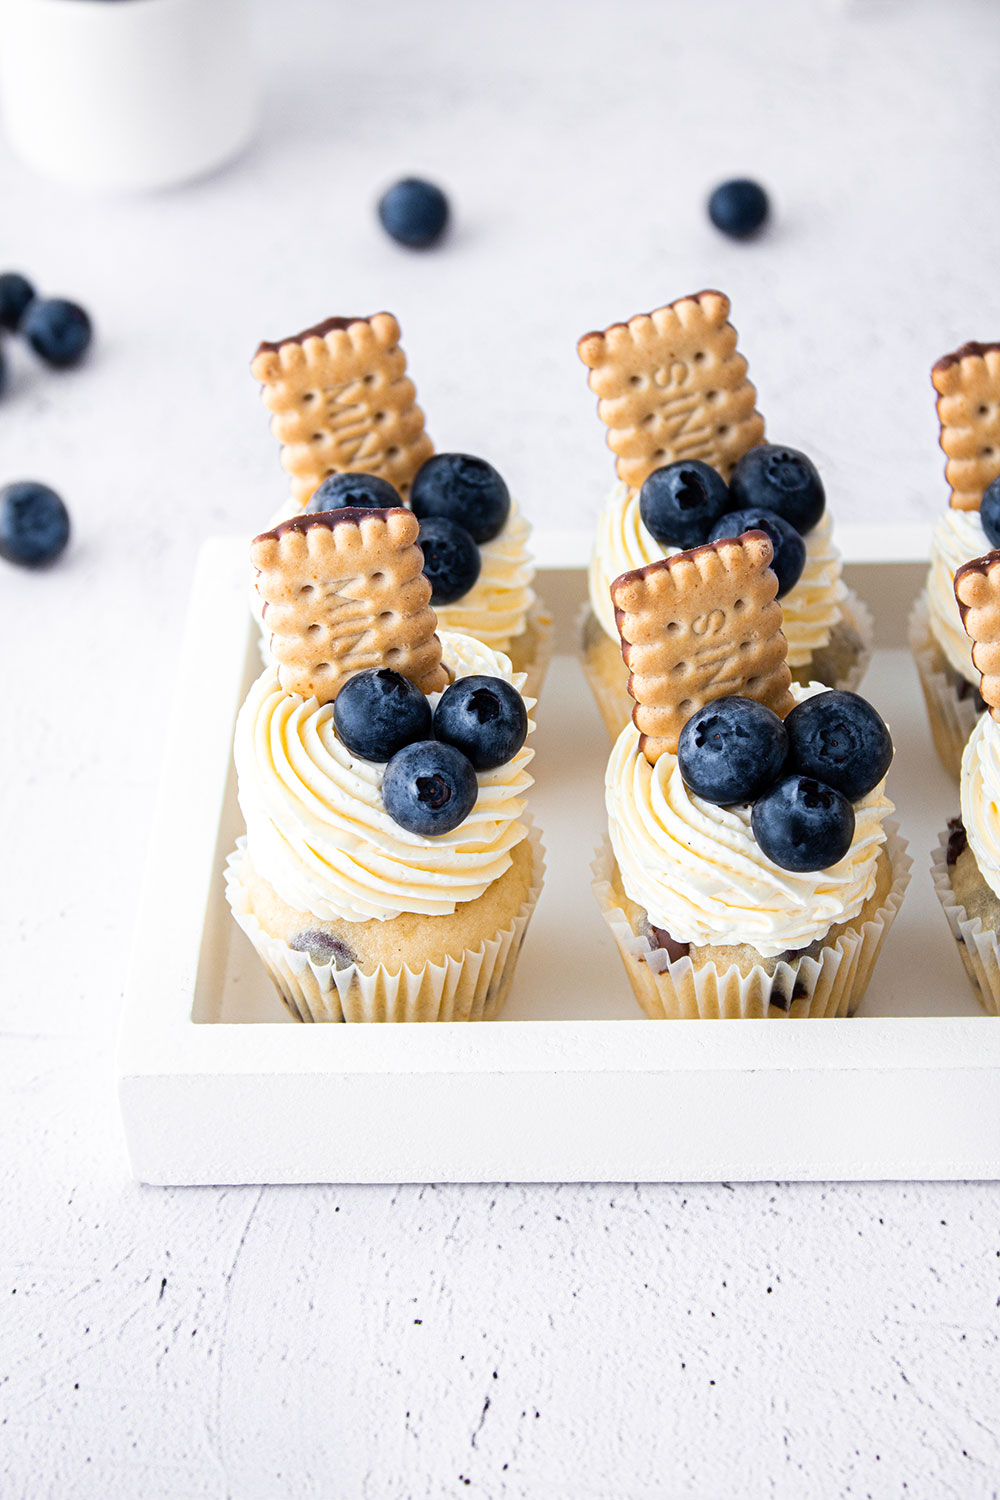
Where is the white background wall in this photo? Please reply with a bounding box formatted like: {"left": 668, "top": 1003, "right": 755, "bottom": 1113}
{"left": 3, "top": 1, "right": 1000, "bottom": 1495}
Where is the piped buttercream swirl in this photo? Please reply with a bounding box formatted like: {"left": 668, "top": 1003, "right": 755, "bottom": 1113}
{"left": 587, "top": 482, "right": 846, "bottom": 668}
{"left": 235, "top": 632, "right": 534, "bottom": 923}
{"left": 926, "top": 508, "right": 988, "bottom": 684}
{"left": 961, "top": 712, "right": 1000, "bottom": 899}
{"left": 606, "top": 683, "right": 893, "bottom": 957}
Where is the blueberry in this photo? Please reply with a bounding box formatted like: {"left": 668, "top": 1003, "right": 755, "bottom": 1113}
{"left": 306, "top": 472, "right": 402, "bottom": 514}
{"left": 377, "top": 177, "right": 450, "bottom": 248}
{"left": 411, "top": 453, "right": 510, "bottom": 544}
{"left": 22, "top": 298, "right": 92, "bottom": 369}
{"left": 638, "top": 460, "right": 731, "bottom": 550}
{"left": 729, "top": 443, "right": 825, "bottom": 535}
{"left": 707, "top": 507, "right": 806, "bottom": 597}
{"left": 707, "top": 178, "right": 769, "bottom": 239}
{"left": 333, "top": 668, "right": 432, "bottom": 762}
{"left": 382, "top": 740, "right": 478, "bottom": 836}
{"left": 0, "top": 480, "right": 70, "bottom": 567}
{"left": 981, "top": 476, "right": 1000, "bottom": 549}
{"left": 433, "top": 675, "right": 528, "bottom": 771}
{"left": 784, "top": 690, "right": 893, "bottom": 802}
{"left": 289, "top": 930, "right": 355, "bottom": 969}
{"left": 0, "top": 341, "right": 6, "bottom": 398}
{"left": 0, "top": 272, "right": 35, "bottom": 332}
{"left": 751, "top": 774, "right": 855, "bottom": 872}
{"left": 417, "top": 515, "right": 481, "bottom": 604}
{"left": 677, "top": 695, "right": 788, "bottom": 806}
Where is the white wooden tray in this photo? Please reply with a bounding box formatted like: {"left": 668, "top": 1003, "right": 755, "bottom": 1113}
{"left": 117, "top": 527, "right": 1000, "bottom": 1184}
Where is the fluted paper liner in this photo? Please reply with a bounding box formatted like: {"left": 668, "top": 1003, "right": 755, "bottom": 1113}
{"left": 592, "top": 824, "right": 910, "bottom": 1019}
{"left": 225, "top": 826, "right": 543, "bottom": 1023}
{"left": 909, "top": 592, "right": 985, "bottom": 780}
{"left": 930, "top": 831, "right": 1000, "bottom": 1016}
{"left": 581, "top": 586, "right": 874, "bottom": 746}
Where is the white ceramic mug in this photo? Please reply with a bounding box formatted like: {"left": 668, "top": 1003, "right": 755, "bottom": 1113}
{"left": 0, "top": 0, "right": 258, "bottom": 190}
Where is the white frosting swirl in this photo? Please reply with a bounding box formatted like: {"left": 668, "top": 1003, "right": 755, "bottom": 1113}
{"left": 961, "top": 712, "right": 1000, "bottom": 899}
{"left": 926, "top": 508, "right": 988, "bottom": 684}
{"left": 251, "top": 499, "right": 536, "bottom": 655}
{"left": 607, "top": 684, "right": 893, "bottom": 957}
{"left": 235, "top": 632, "right": 534, "bottom": 923}
{"left": 587, "top": 482, "right": 846, "bottom": 667}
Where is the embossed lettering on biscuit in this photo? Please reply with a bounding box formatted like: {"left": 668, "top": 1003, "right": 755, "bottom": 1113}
{"left": 611, "top": 530, "right": 793, "bottom": 763}
{"left": 577, "top": 290, "right": 765, "bottom": 490}
{"left": 933, "top": 342, "right": 1000, "bottom": 512}
{"left": 955, "top": 549, "right": 1000, "bottom": 719}
{"left": 251, "top": 506, "right": 447, "bottom": 704}
{"left": 251, "top": 312, "right": 434, "bottom": 507}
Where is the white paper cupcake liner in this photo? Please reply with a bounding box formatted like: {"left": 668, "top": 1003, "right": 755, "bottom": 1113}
{"left": 592, "top": 824, "right": 910, "bottom": 1019}
{"left": 930, "top": 830, "right": 1000, "bottom": 1016}
{"left": 581, "top": 587, "right": 876, "bottom": 746}
{"left": 224, "top": 826, "right": 544, "bottom": 1023}
{"left": 909, "top": 592, "right": 984, "bottom": 780}
{"left": 518, "top": 600, "right": 555, "bottom": 703}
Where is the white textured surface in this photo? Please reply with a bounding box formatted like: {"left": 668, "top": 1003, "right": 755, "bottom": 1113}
{"left": 4, "top": 0, "right": 1000, "bottom": 1494}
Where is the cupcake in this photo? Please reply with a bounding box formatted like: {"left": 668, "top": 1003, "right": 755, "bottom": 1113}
{"left": 248, "top": 311, "right": 551, "bottom": 697}
{"left": 911, "top": 341, "right": 1000, "bottom": 777}
{"left": 577, "top": 290, "right": 871, "bottom": 740}
{"left": 226, "top": 504, "right": 542, "bottom": 1022}
{"left": 593, "top": 530, "right": 908, "bottom": 1019}
{"left": 931, "top": 548, "right": 1000, "bottom": 1013}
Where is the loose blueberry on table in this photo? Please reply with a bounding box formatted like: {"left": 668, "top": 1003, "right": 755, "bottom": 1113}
{"left": 433, "top": 676, "right": 528, "bottom": 771}
{"left": 0, "top": 480, "right": 70, "bottom": 567}
{"left": 333, "top": 669, "right": 432, "bottom": 762}
{"left": 707, "top": 506, "right": 806, "bottom": 597}
{"left": 707, "top": 178, "right": 770, "bottom": 239}
{"left": 22, "top": 297, "right": 92, "bottom": 369}
{"left": 416, "top": 514, "right": 482, "bottom": 604}
{"left": 411, "top": 453, "right": 511, "bottom": 544}
{"left": 0, "top": 271, "right": 35, "bottom": 332}
{"left": 678, "top": 697, "right": 788, "bottom": 806}
{"left": 306, "top": 472, "right": 402, "bottom": 514}
{"left": 729, "top": 444, "right": 825, "bottom": 535}
{"left": 639, "top": 459, "right": 731, "bottom": 550}
{"left": 377, "top": 177, "right": 450, "bottom": 249}
{"left": 980, "top": 476, "right": 1000, "bottom": 549}
{"left": 382, "top": 740, "right": 479, "bottom": 836}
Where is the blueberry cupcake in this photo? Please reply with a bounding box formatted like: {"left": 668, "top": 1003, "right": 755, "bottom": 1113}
{"left": 592, "top": 531, "right": 908, "bottom": 1019}
{"left": 578, "top": 291, "right": 871, "bottom": 741}
{"left": 910, "top": 342, "right": 1000, "bottom": 778}
{"left": 249, "top": 312, "right": 551, "bottom": 697}
{"left": 226, "top": 506, "right": 542, "bottom": 1022}
{"left": 931, "top": 549, "right": 1000, "bottom": 1013}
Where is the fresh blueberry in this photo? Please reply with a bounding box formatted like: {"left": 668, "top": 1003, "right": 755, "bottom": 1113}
{"left": 411, "top": 453, "right": 510, "bottom": 544}
{"left": 22, "top": 297, "right": 92, "bottom": 369}
{"left": 638, "top": 460, "right": 731, "bottom": 550}
{"left": 0, "top": 480, "right": 70, "bottom": 567}
{"left": 0, "top": 341, "right": 6, "bottom": 398}
{"left": 751, "top": 774, "right": 855, "bottom": 872}
{"left": 0, "top": 272, "right": 35, "bottom": 332}
{"left": 333, "top": 668, "right": 432, "bottom": 762}
{"left": 707, "top": 178, "right": 769, "bottom": 239}
{"left": 729, "top": 443, "right": 825, "bottom": 535}
{"left": 784, "top": 690, "right": 893, "bottom": 802}
{"left": 707, "top": 506, "right": 806, "bottom": 596}
{"left": 417, "top": 515, "right": 481, "bottom": 604}
{"left": 981, "top": 476, "right": 1000, "bottom": 549}
{"left": 382, "top": 740, "right": 478, "bottom": 836}
{"left": 433, "top": 675, "right": 528, "bottom": 771}
{"left": 306, "top": 472, "right": 402, "bottom": 514}
{"left": 377, "top": 177, "right": 450, "bottom": 248}
{"left": 677, "top": 695, "right": 788, "bottom": 806}
{"left": 289, "top": 930, "right": 355, "bottom": 969}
